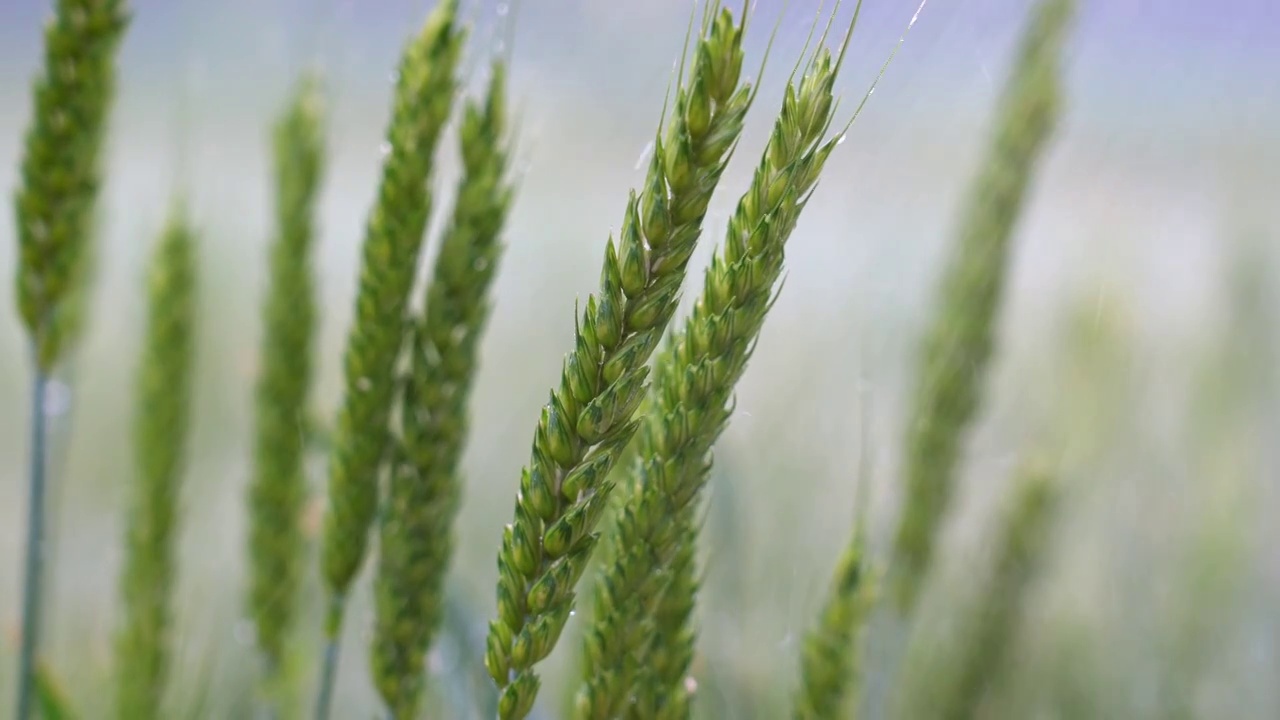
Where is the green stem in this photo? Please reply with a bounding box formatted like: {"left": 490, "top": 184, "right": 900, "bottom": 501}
{"left": 16, "top": 366, "right": 50, "bottom": 720}
{"left": 314, "top": 595, "right": 346, "bottom": 720}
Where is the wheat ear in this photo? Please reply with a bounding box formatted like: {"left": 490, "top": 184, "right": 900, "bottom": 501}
{"left": 576, "top": 22, "right": 853, "bottom": 718}
{"left": 313, "top": 1, "right": 464, "bottom": 715}
{"left": 483, "top": 5, "right": 753, "bottom": 718}
{"left": 894, "top": 461, "right": 1059, "bottom": 720}
{"left": 371, "top": 62, "right": 515, "bottom": 719}
{"left": 792, "top": 536, "right": 876, "bottom": 720}
{"left": 890, "top": 0, "right": 1073, "bottom": 612}
{"left": 10, "top": 2, "right": 129, "bottom": 715}
{"left": 115, "top": 206, "right": 198, "bottom": 720}
{"left": 246, "top": 73, "right": 326, "bottom": 714}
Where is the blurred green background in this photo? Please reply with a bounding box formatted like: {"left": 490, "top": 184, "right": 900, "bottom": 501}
{"left": 1, "top": 0, "right": 1278, "bottom": 716}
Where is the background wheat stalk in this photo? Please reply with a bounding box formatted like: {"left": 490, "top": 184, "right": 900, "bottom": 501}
{"left": 9, "top": 1, "right": 130, "bottom": 716}
{"left": 370, "top": 61, "right": 515, "bottom": 719}
{"left": 890, "top": 0, "right": 1073, "bottom": 613}
{"left": 115, "top": 206, "right": 198, "bottom": 720}
{"left": 245, "top": 74, "right": 326, "bottom": 717}
{"left": 483, "top": 5, "right": 753, "bottom": 717}
{"left": 893, "top": 460, "right": 1059, "bottom": 720}
{"left": 792, "top": 535, "right": 875, "bottom": 720}
{"left": 313, "top": 1, "right": 464, "bottom": 714}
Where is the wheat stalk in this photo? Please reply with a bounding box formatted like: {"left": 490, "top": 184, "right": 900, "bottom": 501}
{"left": 483, "top": 5, "right": 753, "bottom": 717}
{"left": 313, "top": 1, "right": 464, "bottom": 714}
{"left": 575, "top": 18, "right": 855, "bottom": 717}
{"left": 116, "top": 206, "right": 198, "bottom": 720}
{"left": 792, "top": 536, "right": 876, "bottom": 720}
{"left": 890, "top": 0, "right": 1073, "bottom": 612}
{"left": 245, "top": 73, "right": 326, "bottom": 715}
{"left": 370, "top": 61, "right": 515, "bottom": 719}
{"left": 893, "top": 460, "right": 1059, "bottom": 720}
{"left": 10, "top": 1, "right": 129, "bottom": 715}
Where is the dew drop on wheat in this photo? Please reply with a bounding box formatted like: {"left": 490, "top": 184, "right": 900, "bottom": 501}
{"left": 378, "top": 141, "right": 392, "bottom": 157}
{"left": 837, "top": 133, "right": 847, "bottom": 146}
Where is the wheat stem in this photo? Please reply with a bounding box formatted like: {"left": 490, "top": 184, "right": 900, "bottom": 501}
{"left": 890, "top": 0, "right": 1073, "bottom": 612}
{"left": 483, "top": 5, "right": 754, "bottom": 717}
{"left": 15, "top": 370, "right": 50, "bottom": 720}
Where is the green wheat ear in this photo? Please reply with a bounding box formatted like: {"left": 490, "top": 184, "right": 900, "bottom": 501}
{"left": 894, "top": 460, "right": 1059, "bottom": 720}
{"left": 890, "top": 0, "right": 1074, "bottom": 612}
{"left": 483, "top": 4, "right": 754, "bottom": 717}
{"left": 245, "top": 72, "right": 326, "bottom": 714}
{"left": 575, "top": 13, "right": 856, "bottom": 714}
{"left": 371, "top": 60, "right": 516, "bottom": 720}
{"left": 11, "top": 3, "right": 129, "bottom": 715}
{"left": 317, "top": 0, "right": 464, "bottom": 638}
{"left": 116, "top": 205, "right": 199, "bottom": 720}
{"left": 792, "top": 536, "right": 876, "bottom": 720}
{"left": 13, "top": 0, "right": 130, "bottom": 370}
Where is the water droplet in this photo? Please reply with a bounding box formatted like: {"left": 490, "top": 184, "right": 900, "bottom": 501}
{"left": 378, "top": 142, "right": 392, "bottom": 157}
{"left": 836, "top": 133, "right": 847, "bottom": 146}
{"left": 496, "top": 3, "right": 509, "bottom": 16}
{"left": 568, "top": 609, "right": 577, "bottom": 617}
{"left": 388, "top": 70, "right": 400, "bottom": 85}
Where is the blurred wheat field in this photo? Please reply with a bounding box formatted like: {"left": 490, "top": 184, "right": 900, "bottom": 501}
{"left": 2, "top": 0, "right": 1279, "bottom": 717}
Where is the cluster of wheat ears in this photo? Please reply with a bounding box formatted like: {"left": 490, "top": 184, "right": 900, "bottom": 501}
{"left": 7, "top": 0, "right": 1076, "bottom": 718}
